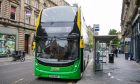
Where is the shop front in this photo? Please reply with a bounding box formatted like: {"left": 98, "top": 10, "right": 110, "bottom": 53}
{"left": 0, "top": 34, "right": 16, "bottom": 57}
{"left": 132, "top": 16, "right": 140, "bottom": 63}
{"left": 0, "top": 26, "right": 18, "bottom": 57}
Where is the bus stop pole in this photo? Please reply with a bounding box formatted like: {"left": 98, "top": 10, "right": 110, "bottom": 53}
{"left": 93, "top": 39, "right": 96, "bottom": 72}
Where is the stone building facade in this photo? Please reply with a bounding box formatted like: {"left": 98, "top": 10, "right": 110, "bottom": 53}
{"left": 0, "top": 0, "right": 69, "bottom": 57}
{"left": 121, "top": 0, "right": 140, "bottom": 62}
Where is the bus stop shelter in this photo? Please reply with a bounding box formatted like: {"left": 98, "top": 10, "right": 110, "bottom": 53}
{"left": 93, "top": 35, "right": 118, "bottom": 72}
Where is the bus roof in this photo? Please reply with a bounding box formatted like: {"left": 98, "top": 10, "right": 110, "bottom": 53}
{"left": 41, "top": 6, "right": 78, "bottom": 22}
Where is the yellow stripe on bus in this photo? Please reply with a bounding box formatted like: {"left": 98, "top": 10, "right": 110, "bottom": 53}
{"left": 77, "top": 7, "right": 81, "bottom": 31}
{"left": 36, "top": 10, "right": 42, "bottom": 32}
{"left": 77, "top": 7, "right": 84, "bottom": 48}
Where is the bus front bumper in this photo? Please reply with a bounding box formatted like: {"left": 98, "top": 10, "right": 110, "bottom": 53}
{"left": 34, "top": 67, "right": 81, "bottom": 79}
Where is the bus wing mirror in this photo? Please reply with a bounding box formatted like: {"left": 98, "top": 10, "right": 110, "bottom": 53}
{"left": 32, "top": 34, "right": 36, "bottom": 50}
{"left": 32, "top": 42, "right": 36, "bottom": 50}
{"left": 80, "top": 36, "right": 84, "bottom": 48}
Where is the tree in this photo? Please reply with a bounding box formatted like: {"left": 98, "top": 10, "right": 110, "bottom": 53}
{"left": 87, "top": 26, "right": 94, "bottom": 48}
{"left": 108, "top": 29, "right": 117, "bottom": 35}
{"left": 108, "top": 29, "right": 120, "bottom": 47}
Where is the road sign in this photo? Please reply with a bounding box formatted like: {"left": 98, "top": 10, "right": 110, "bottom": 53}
{"left": 93, "top": 24, "right": 99, "bottom": 31}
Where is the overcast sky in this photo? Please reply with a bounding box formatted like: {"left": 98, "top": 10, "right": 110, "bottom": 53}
{"left": 65, "top": 0, "right": 122, "bottom": 35}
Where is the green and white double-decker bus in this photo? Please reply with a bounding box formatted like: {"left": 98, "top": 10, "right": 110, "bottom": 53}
{"left": 33, "top": 6, "right": 90, "bottom": 79}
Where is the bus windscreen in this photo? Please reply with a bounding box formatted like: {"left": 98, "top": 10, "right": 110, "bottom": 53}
{"left": 36, "top": 37, "right": 78, "bottom": 63}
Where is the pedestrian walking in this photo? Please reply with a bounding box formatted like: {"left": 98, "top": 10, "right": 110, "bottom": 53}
{"left": 113, "top": 48, "right": 118, "bottom": 57}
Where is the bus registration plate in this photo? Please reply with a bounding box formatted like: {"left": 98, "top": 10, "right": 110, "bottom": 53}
{"left": 49, "top": 75, "right": 59, "bottom": 78}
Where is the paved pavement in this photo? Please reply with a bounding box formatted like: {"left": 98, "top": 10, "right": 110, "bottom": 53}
{"left": 0, "top": 54, "right": 34, "bottom": 63}
{"left": 77, "top": 54, "right": 140, "bottom": 84}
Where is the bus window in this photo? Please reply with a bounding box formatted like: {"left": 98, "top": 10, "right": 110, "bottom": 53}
{"left": 36, "top": 36, "right": 79, "bottom": 62}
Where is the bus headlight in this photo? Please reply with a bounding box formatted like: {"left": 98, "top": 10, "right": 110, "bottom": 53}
{"left": 74, "top": 65, "right": 78, "bottom": 68}
{"left": 35, "top": 63, "right": 38, "bottom": 66}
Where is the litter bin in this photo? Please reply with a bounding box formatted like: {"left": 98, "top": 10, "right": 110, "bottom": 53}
{"left": 125, "top": 52, "right": 129, "bottom": 60}
{"left": 109, "top": 53, "right": 114, "bottom": 63}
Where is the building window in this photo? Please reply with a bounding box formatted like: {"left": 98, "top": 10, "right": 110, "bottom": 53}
{"left": 35, "top": 0, "right": 39, "bottom": 9}
{"left": 25, "top": 10, "right": 31, "bottom": 24}
{"left": 25, "top": 0, "right": 30, "bottom": 4}
{"left": 0, "top": 1, "right": 2, "bottom": 16}
{"left": 10, "top": 6, "right": 16, "bottom": 20}
{"left": 0, "top": 34, "right": 16, "bottom": 57}
{"left": 34, "top": 14, "right": 38, "bottom": 25}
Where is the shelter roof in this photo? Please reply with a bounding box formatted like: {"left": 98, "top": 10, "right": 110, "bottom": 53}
{"left": 94, "top": 35, "right": 118, "bottom": 43}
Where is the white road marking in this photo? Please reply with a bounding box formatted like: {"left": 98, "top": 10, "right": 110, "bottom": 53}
{"left": 117, "top": 78, "right": 122, "bottom": 81}
{"left": 108, "top": 72, "right": 111, "bottom": 76}
{"left": 14, "top": 78, "right": 24, "bottom": 83}
{"left": 110, "top": 76, "right": 114, "bottom": 79}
